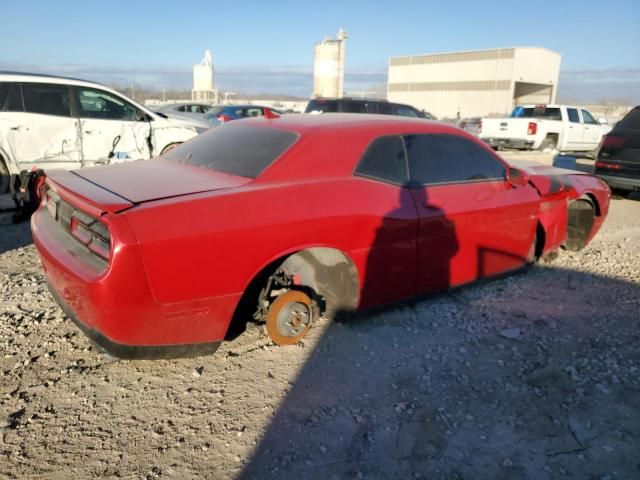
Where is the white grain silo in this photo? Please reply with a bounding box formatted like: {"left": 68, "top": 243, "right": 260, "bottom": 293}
{"left": 192, "top": 50, "right": 216, "bottom": 102}
{"left": 312, "top": 28, "right": 347, "bottom": 98}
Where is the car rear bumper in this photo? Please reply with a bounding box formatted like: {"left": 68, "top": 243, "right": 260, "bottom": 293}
{"left": 481, "top": 137, "right": 534, "bottom": 150}
{"left": 31, "top": 207, "right": 234, "bottom": 359}
{"left": 46, "top": 281, "right": 220, "bottom": 359}
{"left": 595, "top": 173, "right": 640, "bottom": 192}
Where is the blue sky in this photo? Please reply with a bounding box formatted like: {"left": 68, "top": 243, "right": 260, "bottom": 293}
{"left": 1, "top": 0, "right": 639, "bottom": 101}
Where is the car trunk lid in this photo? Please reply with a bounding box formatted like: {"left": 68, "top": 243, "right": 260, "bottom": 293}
{"left": 71, "top": 158, "right": 251, "bottom": 209}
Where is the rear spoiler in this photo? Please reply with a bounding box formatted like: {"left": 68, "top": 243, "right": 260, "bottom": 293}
{"left": 45, "top": 169, "right": 134, "bottom": 216}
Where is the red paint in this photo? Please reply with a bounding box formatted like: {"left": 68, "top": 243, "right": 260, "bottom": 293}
{"left": 31, "top": 115, "right": 611, "bottom": 349}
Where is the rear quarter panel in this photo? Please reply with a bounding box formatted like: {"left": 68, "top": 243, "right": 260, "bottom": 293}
{"left": 123, "top": 177, "right": 415, "bottom": 310}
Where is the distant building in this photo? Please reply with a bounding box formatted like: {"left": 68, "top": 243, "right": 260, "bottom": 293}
{"left": 192, "top": 50, "right": 217, "bottom": 102}
{"left": 313, "top": 29, "right": 347, "bottom": 98}
{"left": 387, "top": 47, "right": 561, "bottom": 118}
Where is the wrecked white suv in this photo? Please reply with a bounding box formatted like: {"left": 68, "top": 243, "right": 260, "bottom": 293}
{"left": 0, "top": 72, "right": 209, "bottom": 192}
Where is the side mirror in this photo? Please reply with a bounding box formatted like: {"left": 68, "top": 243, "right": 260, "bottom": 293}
{"left": 507, "top": 167, "right": 529, "bottom": 188}
{"left": 598, "top": 117, "right": 608, "bottom": 125}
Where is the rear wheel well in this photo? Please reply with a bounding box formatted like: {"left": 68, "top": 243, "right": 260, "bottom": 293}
{"left": 539, "top": 133, "right": 559, "bottom": 151}
{"left": 224, "top": 247, "right": 359, "bottom": 340}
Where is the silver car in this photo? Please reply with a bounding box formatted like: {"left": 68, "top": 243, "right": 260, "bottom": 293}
{"left": 157, "top": 103, "right": 224, "bottom": 124}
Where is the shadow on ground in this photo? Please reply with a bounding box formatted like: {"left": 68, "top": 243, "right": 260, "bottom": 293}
{"left": 239, "top": 265, "right": 640, "bottom": 480}
{"left": 0, "top": 220, "right": 33, "bottom": 255}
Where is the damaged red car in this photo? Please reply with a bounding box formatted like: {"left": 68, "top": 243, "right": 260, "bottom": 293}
{"left": 31, "top": 114, "right": 610, "bottom": 358}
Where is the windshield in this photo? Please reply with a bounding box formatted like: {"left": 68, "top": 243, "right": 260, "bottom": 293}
{"left": 512, "top": 106, "right": 562, "bottom": 120}
{"left": 164, "top": 124, "right": 299, "bottom": 178}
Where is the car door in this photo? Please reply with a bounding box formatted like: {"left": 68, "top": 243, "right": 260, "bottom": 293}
{"left": 565, "top": 107, "right": 584, "bottom": 150}
{"left": 581, "top": 109, "right": 602, "bottom": 150}
{"left": 405, "top": 133, "right": 539, "bottom": 293}
{"left": 353, "top": 135, "right": 419, "bottom": 307}
{"left": 74, "top": 86, "right": 151, "bottom": 165}
{"left": 4, "top": 82, "right": 82, "bottom": 171}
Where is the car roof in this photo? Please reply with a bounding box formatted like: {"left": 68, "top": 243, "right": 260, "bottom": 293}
{"left": 0, "top": 71, "right": 109, "bottom": 89}
{"left": 311, "top": 97, "right": 390, "bottom": 103}
{"left": 239, "top": 113, "right": 451, "bottom": 136}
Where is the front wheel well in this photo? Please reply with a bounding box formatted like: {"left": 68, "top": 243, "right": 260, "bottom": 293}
{"left": 224, "top": 247, "right": 360, "bottom": 340}
{"left": 565, "top": 197, "right": 596, "bottom": 251}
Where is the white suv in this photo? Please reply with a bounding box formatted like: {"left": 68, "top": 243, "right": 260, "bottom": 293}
{"left": 0, "top": 72, "right": 210, "bottom": 192}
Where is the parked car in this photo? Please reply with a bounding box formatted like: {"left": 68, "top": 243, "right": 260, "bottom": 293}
{"left": 305, "top": 98, "right": 426, "bottom": 118}
{"left": 594, "top": 106, "right": 640, "bottom": 196}
{"left": 31, "top": 114, "right": 610, "bottom": 359}
{"left": 0, "top": 72, "right": 210, "bottom": 192}
{"left": 204, "top": 105, "right": 282, "bottom": 125}
{"left": 480, "top": 104, "right": 611, "bottom": 153}
{"left": 156, "top": 102, "right": 223, "bottom": 123}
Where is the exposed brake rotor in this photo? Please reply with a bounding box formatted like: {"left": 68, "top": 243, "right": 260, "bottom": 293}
{"left": 266, "top": 290, "right": 314, "bottom": 346}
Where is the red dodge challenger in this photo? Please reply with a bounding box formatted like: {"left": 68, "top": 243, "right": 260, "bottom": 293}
{"left": 31, "top": 114, "right": 610, "bottom": 358}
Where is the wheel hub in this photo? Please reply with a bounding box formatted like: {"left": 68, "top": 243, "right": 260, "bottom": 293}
{"left": 266, "top": 290, "right": 314, "bottom": 345}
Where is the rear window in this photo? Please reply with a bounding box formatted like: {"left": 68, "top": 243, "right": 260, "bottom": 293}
{"left": 355, "top": 136, "right": 408, "bottom": 184}
{"left": 514, "top": 107, "right": 562, "bottom": 121}
{"left": 165, "top": 124, "right": 298, "bottom": 178}
{"left": 615, "top": 107, "right": 640, "bottom": 130}
{"left": 305, "top": 100, "right": 338, "bottom": 113}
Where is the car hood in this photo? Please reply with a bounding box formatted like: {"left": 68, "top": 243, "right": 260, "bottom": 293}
{"left": 73, "top": 158, "right": 251, "bottom": 205}
{"left": 507, "top": 159, "right": 588, "bottom": 196}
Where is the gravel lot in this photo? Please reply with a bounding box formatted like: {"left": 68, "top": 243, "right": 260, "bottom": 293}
{"left": 1, "top": 155, "right": 639, "bottom": 479}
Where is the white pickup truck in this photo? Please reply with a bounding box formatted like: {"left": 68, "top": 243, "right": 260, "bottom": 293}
{"left": 480, "top": 105, "right": 611, "bottom": 153}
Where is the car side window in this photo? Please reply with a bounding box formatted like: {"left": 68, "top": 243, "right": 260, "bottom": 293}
{"left": 395, "top": 106, "right": 419, "bottom": 118}
{"left": 378, "top": 103, "right": 393, "bottom": 115}
{"left": 581, "top": 109, "right": 597, "bottom": 125}
{"left": 406, "top": 134, "right": 505, "bottom": 185}
{"left": 0, "top": 83, "right": 24, "bottom": 112}
{"left": 355, "top": 136, "right": 408, "bottom": 185}
{"left": 176, "top": 105, "right": 186, "bottom": 112}
{"left": 76, "top": 87, "right": 140, "bottom": 121}
{"left": 567, "top": 108, "right": 580, "bottom": 123}
{"left": 346, "top": 101, "right": 368, "bottom": 114}
{"left": 246, "top": 108, "right": 263, "bottom": 117}
{"left": 22, "top": 83, "right": 71, "bottom": 117}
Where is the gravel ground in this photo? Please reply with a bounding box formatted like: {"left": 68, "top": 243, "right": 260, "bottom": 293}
{"left": 1, "top": 155, "right": 639, "bottom": 479}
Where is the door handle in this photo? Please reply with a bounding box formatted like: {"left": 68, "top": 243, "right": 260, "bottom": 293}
{"left": 10, "top": 125, "right": 28, "bottom": 131}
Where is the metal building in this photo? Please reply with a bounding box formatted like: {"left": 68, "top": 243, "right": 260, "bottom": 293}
{"left": 312, "top": 29, "right": 347, "bottom": 98}
{"left": 387, "top": 47, "right": 561, "bottom": 119}
{"left": 192, "top": 49, "right": 217, "bottom": 102}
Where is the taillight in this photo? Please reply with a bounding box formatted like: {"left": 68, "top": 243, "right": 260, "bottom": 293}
{"left": 45, "top": 189, "right": 60, "bottom": 219}
{"left": 601, "top": 134, "right": 626, "bottom": 149}
{"left": 595, "top": 161, "right": 622, "bottom": 170}
{"left": 70, "top": 210, "right": 111, "bottom": 259}
{"left": 527, "top": 122, "right": 537, "bottom": 135}
{"left": 217, "top": 113, "right": 232, "bottom": 123}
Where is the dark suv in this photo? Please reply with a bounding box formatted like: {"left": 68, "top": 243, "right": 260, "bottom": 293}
{"left": 305, "top": 98, "right": 433, "bottom": 119}
{"left": 594, "top": 106, "right": 640, "bottom": 196}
